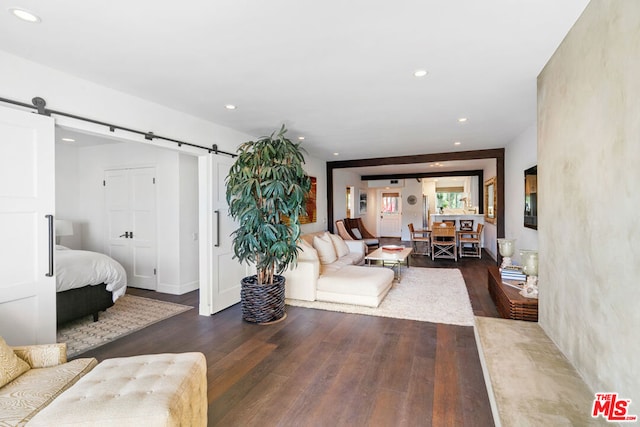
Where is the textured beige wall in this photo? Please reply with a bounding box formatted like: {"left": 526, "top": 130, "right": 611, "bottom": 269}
{"left": 538, "top": 0, "right": 640, "bottom": 402}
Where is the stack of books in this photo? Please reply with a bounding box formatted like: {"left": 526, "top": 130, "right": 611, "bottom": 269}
{"left": 500, "top": 265, "right": 527, "bottom": 282}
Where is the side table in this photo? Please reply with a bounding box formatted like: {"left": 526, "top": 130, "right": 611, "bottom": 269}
{"left": 487, "top": 265, "right": 538, "bottom": 322}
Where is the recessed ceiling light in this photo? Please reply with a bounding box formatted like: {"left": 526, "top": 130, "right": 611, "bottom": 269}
{"left": 333, "top": 152, "right": 339, "bottom": 156}
{"left": 61, "top": 138, "right": 75, "bottom": 142}
{"left": 298, "top": 136, "right": 305, "bottom": 140}
{"left": 9, "top": 8, "right": 41, "bottom": 23}
{"left": 224, "top": 104, "right": 236, "bottom": 110}
{"left": 458, "top": 117, "right": 468, "bottom": 123}
{"left": 454, "top": 141, "right": 462, "bottom": 146}
{"left": 413, "top": 70, "right": 428, "bottom": 78}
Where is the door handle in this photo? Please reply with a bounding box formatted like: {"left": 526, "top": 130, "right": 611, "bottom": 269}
{"left": 45, "top": 214, "right": 54, "bottom": 277}
{"left": 119, "top": 232, "right": 131, "bottom": 238}
{"left": 214, "top": 209, "right": 220, "bottom": 247}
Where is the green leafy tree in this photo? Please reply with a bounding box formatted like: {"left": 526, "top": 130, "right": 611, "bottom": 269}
{"left": 226, "top": 126, "right": 311, "bottom": 285}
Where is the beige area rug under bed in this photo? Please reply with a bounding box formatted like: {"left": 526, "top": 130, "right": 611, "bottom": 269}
{"left": 57, "top": 294, "right": 193, "bottom": 358}
{"left": 287, "top": 267, "right": 474, "bottom": 326}
{"left": 474, "top": 316, "right": 607, "bottom": 427}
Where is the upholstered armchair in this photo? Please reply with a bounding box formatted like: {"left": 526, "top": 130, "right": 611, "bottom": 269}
{"left": 338, "top": 218, "right": 379, "bottom": 252}
{"left": 0, "top": 339, "right": 98, "bottom": 426}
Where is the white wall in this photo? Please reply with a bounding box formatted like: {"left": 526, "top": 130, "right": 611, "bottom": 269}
{"left": 332, "top": 169, "right": 363, "bottom": 224}
{"left": 504, "top": 124, "right": 538, "bottom": 264}
{"left": 538, "top": 0, "right": 639, "bottom": 403}
{"left": 400, "top": 179, "right": 423, "bottom": 241}
{"left": 55, "top": 142, "right": 82, "bottom": 249}
{"left": 0, "top": 51, "right": 251, "bottom": 156}
{"left": 179, "top": 154, "right": 199, "bottom": 288}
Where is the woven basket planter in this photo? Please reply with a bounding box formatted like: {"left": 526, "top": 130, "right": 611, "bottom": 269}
{"left": 241, "top": 275, "right": 286, "bottom": 324}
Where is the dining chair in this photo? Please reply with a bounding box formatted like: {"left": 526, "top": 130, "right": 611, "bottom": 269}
{"left": 431, "top": 222, "right": 457, "bottom": 261}
{"left": 458, "top": 223, "right": 484, "bottom": 258}
{"left": 459, "top": 219, "right": 474, "bottom": 231}
{"left": 457, "top": 219, "right": 474, "bottom": 253}
{"left": 408, "top": 223, "right": 430, "bottom": 256}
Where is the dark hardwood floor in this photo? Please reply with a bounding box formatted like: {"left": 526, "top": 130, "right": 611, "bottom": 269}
{"left": 77, "top": 240, "right": 499, "bottom": 427}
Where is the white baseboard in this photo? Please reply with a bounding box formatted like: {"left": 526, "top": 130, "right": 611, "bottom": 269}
{"left": 157, "top": 280, "right": 199, "bottom": 295}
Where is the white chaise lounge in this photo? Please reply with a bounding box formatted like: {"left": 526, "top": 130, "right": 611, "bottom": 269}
{"left": 284, "top": 231, "right": 394, "bottom": 307}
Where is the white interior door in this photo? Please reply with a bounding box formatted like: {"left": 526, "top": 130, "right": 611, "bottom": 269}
{"left": 105, "top": 167, "right": 157, "bottom": 290}
{"left": 0, "top": 105, "right": 56, "bottom": 345}
{"left": 378, "top": 190, "right": 402, "bottom": 237}
{"left": 199, "top": 154, "right": 245, "bottom": 314}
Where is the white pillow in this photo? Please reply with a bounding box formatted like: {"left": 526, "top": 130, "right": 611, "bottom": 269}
{"left": 0, "top": 337, "right": 30, "bottom": 388}
{"left": 313, "top": 233, "right": 338, "bottom": 264}
{"left": 296, "top": 239, "right": 318, "bottom": 262}
{"left": 351, "top": 228, "right": 363, "bottom": 239}
{"left": 329, "top": 233, "right": 350, "bottom": 258}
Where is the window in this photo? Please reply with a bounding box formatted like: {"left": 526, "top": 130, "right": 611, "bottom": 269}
{"left": 381, "top": 192, "right": 400, "bottom": 213}
{"left": 436, "top": 186, "right": 465, "bottom": 210}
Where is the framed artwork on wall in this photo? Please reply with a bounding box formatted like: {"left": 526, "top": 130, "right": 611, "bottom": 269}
{"left": 524, "top": 166, "right": 537, "bottom": 230}
{"left": 484, "top": 177, "right": 497, "bottom": 224}
{"left": 282, "top": 176, "right": 317, "bottom": 224}
{"left": 358, "top": 189, "right": 367, "bottom": 215}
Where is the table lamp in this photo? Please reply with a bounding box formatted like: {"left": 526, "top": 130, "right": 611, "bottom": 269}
{"left": 519, "top": 250, "right": 539, "bottom": 299}
{"left": 55, "top": 219, "right": 74, "bottom": 244}
{"left": 497, "top": 238, "right": 516, "bottom": 269}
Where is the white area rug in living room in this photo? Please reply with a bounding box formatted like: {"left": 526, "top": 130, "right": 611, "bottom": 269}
{"left": 286, "top": 267, "right": 474, "bottom": 326}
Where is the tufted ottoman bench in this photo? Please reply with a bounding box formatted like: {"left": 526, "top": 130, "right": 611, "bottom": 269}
{"left": 27, "top": 352, "right": 207, "bottom": 427}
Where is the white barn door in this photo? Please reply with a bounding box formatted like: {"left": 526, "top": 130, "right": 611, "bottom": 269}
{"left": 0, "top": 105, "right": 56, "bottom": 345}
{"left": 199, "top": 154, "right": 245, "bottom": 315}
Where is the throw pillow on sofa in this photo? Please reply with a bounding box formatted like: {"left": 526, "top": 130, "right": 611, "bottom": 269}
{"left": 0, "top": 336, "right": 30, "bottom": 387}
{"left": 297, "top": 239, "right": 318, "bottom": 261}
{"left": 351, "top": 228, "right": 363, "bottom": 239}
{"left": 313, "top": 233, "right": 338, "bottom": 264}
{"left": 329, "top": 233, "right": 350, "bottom": 258}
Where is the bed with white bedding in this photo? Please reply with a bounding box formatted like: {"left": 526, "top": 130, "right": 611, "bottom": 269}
{"left": 55, "top": 246, "right": 128, "bottom": 325}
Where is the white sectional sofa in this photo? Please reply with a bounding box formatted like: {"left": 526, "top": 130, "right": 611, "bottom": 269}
{"left": 284, "top": 231, "right": 394, "bottom": 307}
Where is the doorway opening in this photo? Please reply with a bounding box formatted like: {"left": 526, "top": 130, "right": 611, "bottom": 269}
{"left": 377, "top": 190, "right": 402, "bottom": 237}
{"left": 55, "top": 125, "right": 200, "bottom": 296}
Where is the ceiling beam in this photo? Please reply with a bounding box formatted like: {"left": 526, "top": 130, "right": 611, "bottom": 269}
{"left": 361, "top": 169, "right": 484, "bottom": 181}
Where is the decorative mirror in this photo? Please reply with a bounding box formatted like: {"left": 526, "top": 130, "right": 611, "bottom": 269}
{"left": 484, "top": 177, "right": 496, "bottom": 224}
{"left": 524, "top": 165, "right": 537, "bottom": 230}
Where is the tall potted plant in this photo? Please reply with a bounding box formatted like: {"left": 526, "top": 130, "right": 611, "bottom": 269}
{"left": 226, "top": 125, "right": 311, "bottom": 323}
